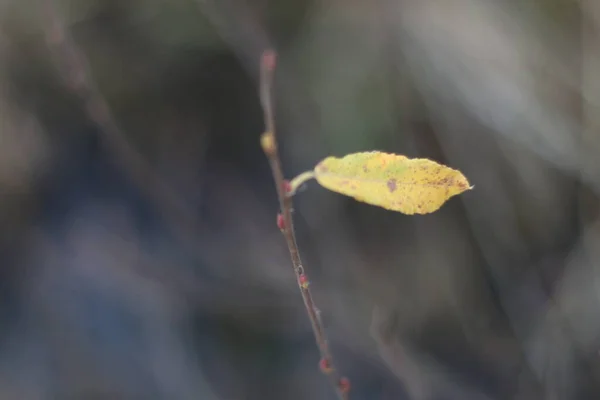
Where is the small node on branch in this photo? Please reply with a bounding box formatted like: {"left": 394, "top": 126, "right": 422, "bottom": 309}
{"left": 262, "top": 49, "right": 277, "bottom": 71}
{"left": 338, "top": 377, "right": 350, "bottom": 394}
{"left": 299, "top": 274, "right": 309, "bottom": 289}
{"left": 319, "top": 358, "right": 333, "bottom": 374}
{"left": 277, "top": 213, "right": 285, "bottom": 231}
{"left": 260, "top": 131, "right": 276, "bottom": 156}
{"left": 282, "top": 180, "right": 292, "bottom": 195}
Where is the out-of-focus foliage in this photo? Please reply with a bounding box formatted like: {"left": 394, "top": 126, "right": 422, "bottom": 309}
{"left": 0, "top": 0, "right": 597, "bottom": 399}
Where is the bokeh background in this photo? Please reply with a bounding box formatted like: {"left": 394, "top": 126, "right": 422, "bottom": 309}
{"left": 0, "top": 0, "right": 598, "bottom": 398}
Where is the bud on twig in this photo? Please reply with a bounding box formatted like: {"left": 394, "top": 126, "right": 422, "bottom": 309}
{"left": 260, "top": 131, "right": 276, "bottom": 156}
{"left": 262, "top": 49, "right": 277, "bottom": 71}
{"left": 277, "top": 213, "right": 285, "bottom": 231}
{"left": 299, "top": 274, "right": 309, "bottom": 289}
{"left": 319, "top": 358, "right": 333, "bottom": 374}
{"left": 281, "top": 180, "right": 292, "bottom": 195}
{"left": 339, "top": 377, "right": 350, "bottom": 394}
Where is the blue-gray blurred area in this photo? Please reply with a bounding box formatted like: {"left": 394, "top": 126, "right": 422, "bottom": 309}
{"left": 0, "top": 0, "right": 598, "bottom": 399}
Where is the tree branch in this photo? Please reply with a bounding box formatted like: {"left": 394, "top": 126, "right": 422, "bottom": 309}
{"left": 259, "top": 50, "right": 350, "bottom": 400}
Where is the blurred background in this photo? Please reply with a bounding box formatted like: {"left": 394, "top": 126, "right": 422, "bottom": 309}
{"left": 0, "top": 0, "right": 598, "bottom": 398}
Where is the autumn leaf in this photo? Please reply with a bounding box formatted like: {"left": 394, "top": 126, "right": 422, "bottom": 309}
{"left": 290, "top": 151, "right": 472, "bottom": 215}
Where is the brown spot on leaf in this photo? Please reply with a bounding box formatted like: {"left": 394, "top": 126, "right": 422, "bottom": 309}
{"left": 362, "top": 165, "right": 369, "bottom": 173}
{"left": 317, "top": 163, "right": 328, "bottom": 172}
{"left": 387, "top": 179, "right": 397, "bottom": 192}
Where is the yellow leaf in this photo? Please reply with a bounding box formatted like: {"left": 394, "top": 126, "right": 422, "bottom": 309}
{"left": 312, "top": 151, "right": 472, "bottom": 215}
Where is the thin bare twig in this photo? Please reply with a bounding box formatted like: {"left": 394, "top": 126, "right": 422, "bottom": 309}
{"left": 259, "top": 50, "right": 350, "bottom": 400}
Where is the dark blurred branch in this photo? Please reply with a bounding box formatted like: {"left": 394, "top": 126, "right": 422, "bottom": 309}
{"left": 259, "top": 50, "right": 350, "bottom": 400}
{"left": 39, "top": 0, "right": 217, "bottom": 268}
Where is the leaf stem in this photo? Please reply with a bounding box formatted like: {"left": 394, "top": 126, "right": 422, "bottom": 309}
{"left": 289, "top": 171, "right": 316, "bottom": 195}
{"left": 259, "top": 50, "right": 349, "bottom": 400}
